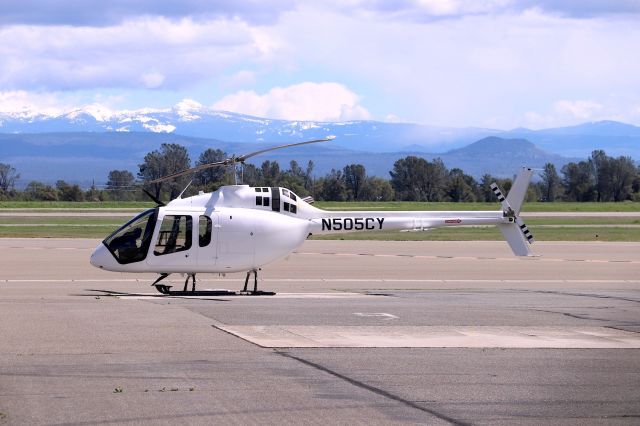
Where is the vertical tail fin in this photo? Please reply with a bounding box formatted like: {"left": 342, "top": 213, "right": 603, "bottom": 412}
{"left": 506, "top": 167, "right": 534, "bottom": 215}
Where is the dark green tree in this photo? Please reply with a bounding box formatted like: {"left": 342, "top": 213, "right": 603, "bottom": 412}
{"left": 240, "top": 163, "right": 262, "bottom": 187}
{"left": 590, "top": 150, "right": 612, "bottom": 202}
{"left": 138, "top": 143, "right": 191, "bottom": 200}
{"left": 609, "top": 156, "right": 637, "bottom": 201}
{"left": 0, "top": 163, "right": 19, "bottom": 193}
{"left": 278, "top": 160, "right": 308, "bottom": 195}
{"left": 343, "top": 164, "right": 366, "bottom": 201}
{"left": 360, "top": 177, "right": 394, "bottom": 201}
{"left": 390, "top": 156, "right": 447, "bottom": 201}
{"left": 445, "top": 168, "right": 478, "bottom": 202}
{"left": 56, "top": 180, "right": 84, "bottom": 201}
{"left": 561, "top": 161, "right": 595, "bottom": 201}
{"left": 24, "top": 181, "right": 58, "bottom": 201}
{"left": 195, "top": 148, "right": 227, "bottom": 188}
{"left": 106, "top": 170, "right": 135, "bottom": 201}
{"left": 539, "top": 163, "right": 561, "bottom": 202}
{"left": 260, "top": 160, "right": 281, "bottom": 186}
{"left": 479, "top": 174, "right": 496, "bottom": 202}
{"left": 304, "top": 160, "right": 315, "bottom": 192}
{"left": 317, "top": 169, "right": 347, "bottom": 201}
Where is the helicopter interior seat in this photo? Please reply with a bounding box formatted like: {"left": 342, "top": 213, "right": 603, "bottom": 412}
{"left": 113, "top": 228, "right": 142, "bottom": 263}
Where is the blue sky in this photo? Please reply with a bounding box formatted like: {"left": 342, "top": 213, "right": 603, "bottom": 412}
{"left": 0, "top": 0, "right": 639, "bottom": 129}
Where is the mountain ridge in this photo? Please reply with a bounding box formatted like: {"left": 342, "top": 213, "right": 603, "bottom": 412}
{"left": 0, "top": 132, "right": 572, "bottom": 188}
{"left": 2, "top": 103, "right": 639, "bottom": 158}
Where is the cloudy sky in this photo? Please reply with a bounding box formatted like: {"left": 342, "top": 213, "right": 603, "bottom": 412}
{"left": 1, "top": 0, "right": 639, "bottom": 129}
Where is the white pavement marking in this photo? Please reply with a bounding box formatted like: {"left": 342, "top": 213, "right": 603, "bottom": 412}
{"left": 353, "top": 313, "right": 399, "bottom": 320}
{"left": 293, "top": 251, "right": 640, "bottom": 264}
{"left": 213, "top": 325, "right": 640, "bottom": 349}
{"left": 4, "top": 279, "right": 640, "bottom": 284}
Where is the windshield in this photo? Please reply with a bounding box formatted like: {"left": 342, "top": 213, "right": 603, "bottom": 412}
{"left": 103, "top": 208, "right": 158, "bottom": 264}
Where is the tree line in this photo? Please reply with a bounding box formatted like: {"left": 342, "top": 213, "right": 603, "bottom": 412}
{"left": 1, "top": 144, "right": 639, "bottom": 202}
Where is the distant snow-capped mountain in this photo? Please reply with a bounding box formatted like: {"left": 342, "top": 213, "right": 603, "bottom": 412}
{"left": 1, "top": 101, "right": 640, "bottom": 158}
{"left": 0, "top": 100, "right": 500, "bottom": 153}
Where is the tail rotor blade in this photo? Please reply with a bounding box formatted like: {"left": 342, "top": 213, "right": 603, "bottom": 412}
{"left": 515, "top": 217, "right": 535, "bottom": 244}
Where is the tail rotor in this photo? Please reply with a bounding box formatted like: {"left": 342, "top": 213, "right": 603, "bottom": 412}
{"left": 491, "top": 167, "right": 535, "bottom": 256}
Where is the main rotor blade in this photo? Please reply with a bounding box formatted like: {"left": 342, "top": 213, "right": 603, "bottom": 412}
{"left": 148, "top": 160, "right": 229, "bottom": 184}
{"left": 148, "top": 136, "right": 334, "bottom": 184}
{"left": 237, "top": 136, "right": 334, "bottom": 162}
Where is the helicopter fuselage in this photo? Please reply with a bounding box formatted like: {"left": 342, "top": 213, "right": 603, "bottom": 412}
{"left": 90, "top": 186, "right": 314, "bottom": 274}
{"left": 90, "top": 176, "right": 533, "bottom": 278}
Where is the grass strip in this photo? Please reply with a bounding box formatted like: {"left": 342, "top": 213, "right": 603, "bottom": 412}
{"left": 2, "top": 200, "right": 639, "bottom": 212}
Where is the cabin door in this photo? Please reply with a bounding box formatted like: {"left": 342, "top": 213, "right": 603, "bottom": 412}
{"left": 196, "top": 213, "right": 219, "bottom": 267}
{"left": 147, "top": 213, "right": 197, "bottom": 270}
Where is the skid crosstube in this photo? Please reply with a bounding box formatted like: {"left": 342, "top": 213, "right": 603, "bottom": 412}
{"left": 152, "top": 284, "right": 274, "bottom": 296}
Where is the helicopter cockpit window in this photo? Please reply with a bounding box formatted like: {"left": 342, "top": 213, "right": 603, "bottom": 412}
{"left": 103, "top": 208, "right": 157, "bottom": 264}
{"left": 154, "top": 215, "right": 192, "bottom": 256}
{"left": 199, "top": 215, "right": 212, "bottom": 247}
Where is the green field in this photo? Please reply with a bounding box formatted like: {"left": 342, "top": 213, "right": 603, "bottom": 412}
{"left": 311, "top": 227, "right": 640, "bottom": 242}
{"left": 1, "top": 201, "right": 639, "bottom": 240}
{"left": 0, "top": 201, "right": 154, "bottom": 209}
{"left": 315, "top": 201, "right": 640, "bottom": 212}
{"left": 2, "top": 200, "right": 640, "bottom": 212}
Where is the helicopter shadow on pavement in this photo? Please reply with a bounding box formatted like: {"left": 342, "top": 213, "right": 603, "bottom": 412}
{"left": 77, "top": 288, "right": 234, "bottom": 302}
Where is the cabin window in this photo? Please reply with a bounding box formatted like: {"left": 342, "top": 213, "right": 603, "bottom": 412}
{"left": 290, "top": 204, "right": 297, "bottom": 214}
{"left": 256, "top": 196, "right": 263, "bottom": 206}
{"left": 103, "top": 208, "right": 157, "bottom": 264}
{"left": 283, "top": 201, "right": 290, "bottom": 212}
{"left": 255, "top": 188, "right": 260, "bottom": 192}
{"left": 154, "top": 215, "right": 192, "bottom": 256}
{"left": 199, "top": 215, "right": 212, "bottom": 247}
{"left": 271, "top": 187, "right": 280, "bottom": 212}
{"left": 263, "top": 197, "right": 270, "bottom": 207}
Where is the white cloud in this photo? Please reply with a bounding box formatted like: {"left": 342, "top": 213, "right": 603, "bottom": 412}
{"left": 222, "top": 70, "right": 257, "bottom": 89}
{"left": 140, "top": 72, "right": 165, "bottom": 89}
{"left": 0, "top": 91, "right": 69, "bottom": 116}
{"left": 554, "top": 100, "right": 603, "bottom": 119}
{"left": 269, "top": 4, "right": 640, "bottom": 127}
{"left": 212, "top": 82, "right": 371, "bottom": 121}
{"left": 1, "top": 3, "right": 640, "bottom": 128}
{"left": 0, "top": 16, "right": 277, "bottom": 91}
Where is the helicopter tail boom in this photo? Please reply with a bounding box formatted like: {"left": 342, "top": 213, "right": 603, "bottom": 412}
{"left": 306, "top": 167, "right": 535, "bottom": 256}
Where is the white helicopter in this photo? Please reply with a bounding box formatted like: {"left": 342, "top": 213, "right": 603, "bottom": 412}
{"left": 90, "top": 137, "right": 535, "bottom": 295}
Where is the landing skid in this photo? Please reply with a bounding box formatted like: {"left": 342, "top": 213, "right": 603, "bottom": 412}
{"left": 151, "top": 271, "right": 275, "bottom": 296}
{"left": 152, "top": 286, "right": 274, "bottom": 296}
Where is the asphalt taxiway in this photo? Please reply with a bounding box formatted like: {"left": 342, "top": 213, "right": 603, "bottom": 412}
{"left": 1, "top": 238, "right": 639, "bottom": 425}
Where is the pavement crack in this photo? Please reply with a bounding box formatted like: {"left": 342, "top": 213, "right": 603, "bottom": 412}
{"left": 521, "top": 290, "right": 640, "bottom": 304}
{"left": 533, "top": 309, "right": 640, "bottom": 327}
{"left": 604, "top": 326, "right": 640, "bottom": 335}
{"left": 276, "top": 351, "right": 471, "bottom": 426}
